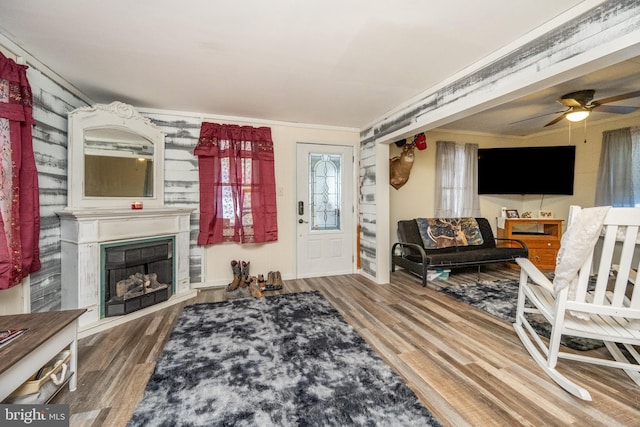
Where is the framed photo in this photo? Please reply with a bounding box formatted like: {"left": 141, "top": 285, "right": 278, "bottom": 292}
{"left": 538, "top": 210, "right": 553, "bottom": 218}
{"left": 506, "top": 209, "right": 519, "bottom": 218}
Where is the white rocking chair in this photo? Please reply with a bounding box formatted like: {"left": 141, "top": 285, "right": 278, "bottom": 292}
{"left": 513, "top": 205, "right": 640, "bottom": 400}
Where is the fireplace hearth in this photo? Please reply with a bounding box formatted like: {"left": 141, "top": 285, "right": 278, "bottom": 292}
{"left": 103, "top": 238, "right": 174, "bottom": 317}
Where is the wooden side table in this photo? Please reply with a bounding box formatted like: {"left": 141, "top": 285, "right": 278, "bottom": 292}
{"left": 497, "top": 218, "right": 563, "bottom": 270}
{"left": 0, "top": 309, "right": 85, "bottom": 402}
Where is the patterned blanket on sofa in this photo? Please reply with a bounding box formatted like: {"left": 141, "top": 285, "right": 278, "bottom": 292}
{"left": 416, "top": 217, "right": 484, "bottom": 249}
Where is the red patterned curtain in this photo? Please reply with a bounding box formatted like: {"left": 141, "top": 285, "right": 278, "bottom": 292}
{"left": 0, "top": 53, "right": 41, "bottom": 290}
{"left": 194, "top": 122, "right": 278, "bottom": 244}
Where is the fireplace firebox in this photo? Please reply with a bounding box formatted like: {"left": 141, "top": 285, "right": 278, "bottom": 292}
{"left": 102, "top": 237, "right": 174, "bottom": 317}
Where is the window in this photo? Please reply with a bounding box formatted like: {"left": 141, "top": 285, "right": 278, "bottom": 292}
{"left": 434, "top": 141, "right": 481, "bottom": 217}
{"left": 309, "top": 153, "right": 341, "bottom": 231}
{"left": 194, "top": 123, "right": 278, "bottom": 244}
{"left": 595, "top": 127, "right": 640, "bottom": 207}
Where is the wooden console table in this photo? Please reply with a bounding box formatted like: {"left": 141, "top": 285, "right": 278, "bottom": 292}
{"left": 0, "top": 309, "right": 85, "bottom": 402}
{"left": 497, "top": 218, "right": 563, "bottom": 270}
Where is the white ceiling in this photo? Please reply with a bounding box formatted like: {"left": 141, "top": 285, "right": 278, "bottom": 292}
{"left": 4, "top": 0, "right": 636, "bottom": 135}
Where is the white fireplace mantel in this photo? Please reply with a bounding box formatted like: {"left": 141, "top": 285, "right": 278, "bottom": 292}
{"left": 57, "top": 207, "right": 196, "bottom": 336}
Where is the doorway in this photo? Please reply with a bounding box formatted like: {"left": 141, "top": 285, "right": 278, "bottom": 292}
{"left": 296, "top": 143, "right": 354, "bottom": 278}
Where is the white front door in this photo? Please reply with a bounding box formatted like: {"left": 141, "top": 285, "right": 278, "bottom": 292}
{"left": 296, "top": 143, "right": 354, "bottom": 278}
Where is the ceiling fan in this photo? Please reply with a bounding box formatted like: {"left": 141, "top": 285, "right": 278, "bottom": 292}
{"left": 544, "top": 89, "right": 640, "bottom": 127}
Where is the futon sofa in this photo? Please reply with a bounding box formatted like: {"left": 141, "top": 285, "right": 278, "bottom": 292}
{"left": 391, "top": 217, "right": 528, "bottom": 286}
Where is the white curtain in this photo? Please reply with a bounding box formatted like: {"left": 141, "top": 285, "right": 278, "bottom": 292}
{"left": 434, "top": 141, "right": 481, "bottom": 217}
{"left": 595, "top": 127, "right": 639, "bottom": 207}
{"left": 632, "top": 127, "right": 640, "bottom": 206}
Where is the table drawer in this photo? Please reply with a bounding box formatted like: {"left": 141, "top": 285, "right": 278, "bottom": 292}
{"left": 524, "top": 239, "right": 560, "bottom": 250}
{"left": 529, "top": 248, "right": 558, "bottom": 269}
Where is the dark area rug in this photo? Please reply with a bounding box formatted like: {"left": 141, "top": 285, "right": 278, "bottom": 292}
{"left": 440, "top": 279, "right": 604, "bottom": 351}
{"left": 128, "top": 291, "right": 441, "bottom": 427}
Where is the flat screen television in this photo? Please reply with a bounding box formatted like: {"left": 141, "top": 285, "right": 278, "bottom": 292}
{"left": 477, "top": 145, "right": 575, "bottom": 195}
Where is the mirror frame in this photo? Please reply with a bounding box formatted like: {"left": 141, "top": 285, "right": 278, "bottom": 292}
{"left": 67, "top": 102, "right": 165, "bottom": 209}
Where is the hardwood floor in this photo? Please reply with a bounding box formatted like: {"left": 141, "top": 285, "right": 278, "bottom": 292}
{"left": 53, "top": 265, "right": 640, "bottom": 426}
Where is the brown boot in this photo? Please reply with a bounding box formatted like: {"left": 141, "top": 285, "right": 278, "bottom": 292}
{"left": 264, "top": 271, "right": 283, "bottom": 291}
{"left": 249, "top": 277, "right": 263, "bottom": 298}
{"left": 241, "top": 260, "right": 250, "bottom": 277}
{"left": 272, "top": 271, "right": 284, "bottom": 290}
{"left": 257, "top": 274, "right": 266, "bottom": 290}
{"left": 227, "top": 260, "right": 242, "bottom": 291}
{"left": 264, "top": 271, "right": 275, "bottom": 291}
{"left": 239, "top": 275, "right": 251, "bottom": 288}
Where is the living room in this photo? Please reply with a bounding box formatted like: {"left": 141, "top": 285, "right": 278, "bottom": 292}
{"left": 1, "top": 1, "right": 638, "bottom": 312}
{"left": 1, "top": 1, "right": 640, "bottom": 425}
{"left": 389, "top": 100, "right": 640, "bottom": 243}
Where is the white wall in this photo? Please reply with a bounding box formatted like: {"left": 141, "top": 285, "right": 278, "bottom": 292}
{"left": 201, "top": 122, "right": 360, "bottom": 286}
{"left": 389, "top": 111, "right": 640, "bottom": 244}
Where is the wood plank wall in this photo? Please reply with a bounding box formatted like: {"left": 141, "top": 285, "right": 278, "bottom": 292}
{"left": 142, "top": 113, "right": 203, "bottom": 284}
{"left": 27, "top": 67, "right": 89, "bottom": 312}
{"left": 24, "top": 71, "right": 205, "bottom": 312}
{"left": 358, "top": 137, "right": 377, "bottom": 278}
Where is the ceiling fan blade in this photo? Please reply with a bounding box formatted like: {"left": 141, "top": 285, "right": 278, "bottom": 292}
{"left": 593, "top": 104, "right": 638, "bottom": 114}
{"left": 544, "top": 114, "right": 566, "bottom": 127}
{"left": 592, "top": 90, "right": 640, "bottom": 105}
{"left": 509, "top": 110, "right": 566, "bottom": 125}
{"left": 558, "top": 98, "right": 583, "bottom": 108}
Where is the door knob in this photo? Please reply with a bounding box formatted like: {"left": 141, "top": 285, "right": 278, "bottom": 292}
{"left": 298, "top": 219, "right": 308, "bottom": 224}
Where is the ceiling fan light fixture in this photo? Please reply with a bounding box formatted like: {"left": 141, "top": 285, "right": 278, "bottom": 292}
{"left": 565, "top": 107, "right": 590, "bottom": 122}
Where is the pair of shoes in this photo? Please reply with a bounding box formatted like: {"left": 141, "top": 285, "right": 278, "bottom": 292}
{"left": 228, "top": 259, "right": 252, "bottom": 291}
{"left": 264, "top": 271, "right": 283, "bottom": 291}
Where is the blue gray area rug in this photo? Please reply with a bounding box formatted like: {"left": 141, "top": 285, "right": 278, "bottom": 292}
{"left": 128, "top": 291, "right": 441, "bottom": 426}
{"left": 440, "top": 279, "right": 604, "bottom": 351}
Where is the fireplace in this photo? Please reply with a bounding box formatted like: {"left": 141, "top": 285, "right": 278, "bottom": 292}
{"left": 102, "top": 237, "right": 174, "bottom": 317}
{"left": 58, "top": 207, "right": 195, "bottom": 335}
{"left": 59, "top": 103, "right": 196, "bottom": 335}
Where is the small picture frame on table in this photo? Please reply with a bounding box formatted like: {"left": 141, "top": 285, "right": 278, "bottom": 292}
{"left": 538, "top": 210, "right": 553, "bottom": 218}
{"left": 506, "top": 209, "right": 519, "bottom": 218}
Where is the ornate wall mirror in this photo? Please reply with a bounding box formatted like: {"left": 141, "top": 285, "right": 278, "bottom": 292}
{"left": 67, "top": 102, "right": 165, "bottom": 209}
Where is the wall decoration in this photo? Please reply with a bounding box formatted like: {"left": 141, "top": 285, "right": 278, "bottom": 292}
{"left": 414, "top": 133, "right": 427, "bottom": 150}
{"left": 389, "top": 142, "right": 416, "bottom": 189}
{"left": 389, "top": 132, "right": 427, "bottom": 189}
